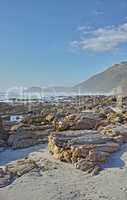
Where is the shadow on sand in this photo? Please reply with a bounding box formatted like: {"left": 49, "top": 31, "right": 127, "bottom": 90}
{"left": 0, "top": 144, "right": 47, "bottom": 166}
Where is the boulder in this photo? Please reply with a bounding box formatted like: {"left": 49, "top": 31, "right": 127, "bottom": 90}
{"left": 0, "top": 154, "right": 58, "bottom": 188}
{"left": 54, "top": 113, "right": 104, "bottom": 131}
{"left": 8, "top": 125, "right": 52, "bottom": 149}
{"left": 48, "top": 130, "right": 119, "bottom": 175}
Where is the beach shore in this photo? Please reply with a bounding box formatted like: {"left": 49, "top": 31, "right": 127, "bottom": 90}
{"left": 0, "top": 144, "right": 127, "bottom": 200}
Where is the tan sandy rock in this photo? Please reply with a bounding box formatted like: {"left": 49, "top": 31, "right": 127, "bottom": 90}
{"left": 8, "top": 125, "right": 52, "bottom": 149}
{"left": 48, "top": 130, "right": 119, "bottom": 175}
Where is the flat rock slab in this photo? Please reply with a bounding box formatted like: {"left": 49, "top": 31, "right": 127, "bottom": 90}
{"left": 48, "top": 130, "right": 120, "bottom": 175}
{"left": 8, "top": 126, "right": 52, "bottom": 149}
{"left": 54, "top": 113, "right": 104, "bottom": 131}
{"left": 49, "top": 130, "right": 113, "bottom": 146}
{"left": 0, "top": 152, "right": 59, "bottom": 188}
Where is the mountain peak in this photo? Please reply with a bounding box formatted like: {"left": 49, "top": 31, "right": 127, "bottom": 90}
{"left": 74, "top": 61, "right": 127, "bottom": 94}
{"left": 112, "top": 61, "right": 127, "bottom": 69}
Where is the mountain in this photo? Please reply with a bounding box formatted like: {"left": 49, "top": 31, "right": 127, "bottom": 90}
{"left": 22, "top": 61, "right": 127, "bottom": 96}
{"left": 74, "top": 61, "right": 127, "bottom": 94}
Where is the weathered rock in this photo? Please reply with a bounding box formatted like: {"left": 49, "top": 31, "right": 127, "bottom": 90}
{"left": 8, "top": 125, "right": 52, "bottom": 149}
{"left": 107, "top": 112, "right": 124, "bottom": 124}
{"left": 0, "top": 168, "right": 14, "bottom": 188}
{"left": 0, "top": 117, "right": 9, "bottom": 147}
{"left": 0, "top": 128, "right": 8, "bottom": 141}
{"left": 0, "top": 154, "right": 58, "bottom": 188}
{"left": 0, "top": 117, "right": 3, "bottom": 128}
{"left": 0, "top": 139, "right": 7, "bottom": 147}
{"left": 6, "top": 159, "right": 36, "bottom": 177}
{"left": 75, "top": 159, "right": 100, "bottom": 174}
{"left": 95, "top": 120, "right": 109, "bottom": 131}
{"left": 101, "top": 125, "right": 127, "bottom": 143}
{"left": 10, "top": 123, "right": 24, "bottom": 132}
{"left": 23, "top": 115, "right": 47, "bottom": 126}
{"left": 54, "top": 113, "right": 104, "bottom": 131}
{"left": 45, "top": 114, "right": 55, "bottom": 123}
{"left": 48, "top": 130, "right": 119, "bottom": 174}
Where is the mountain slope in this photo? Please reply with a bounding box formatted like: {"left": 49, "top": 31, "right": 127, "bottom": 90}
{"left": 74, "top": 61, "right": 127, "bottom": 94}
{"left": 24, "top": 61, "right": 127, "bottom": 95}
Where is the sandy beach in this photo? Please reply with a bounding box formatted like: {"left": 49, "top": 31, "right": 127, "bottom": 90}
{"left": 0, "top": 144, "right": 127, "bottom": 200}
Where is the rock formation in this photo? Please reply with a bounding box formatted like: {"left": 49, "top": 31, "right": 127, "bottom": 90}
{"left": 53, "top": 113, "right": 104, "bottom": 131}
{"left": 0, "top": 153, "right": 58, "bottom": 188}
{"left": 8, "top": 125, "right": 52, "bottom": 149}
{"left": 48, "top": 130, "right": 119, "bottom": 175}
{"left": 0, "top": 117, "right": 9, "bottom": 147}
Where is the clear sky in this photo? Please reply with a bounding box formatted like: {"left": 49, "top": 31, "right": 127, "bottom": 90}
{"left": 1, "top": 0, "right": 127, "bottom": 90}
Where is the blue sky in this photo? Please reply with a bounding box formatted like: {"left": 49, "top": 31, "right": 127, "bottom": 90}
{"left": 1, "top": 0, "right": 127, "bottom": 89}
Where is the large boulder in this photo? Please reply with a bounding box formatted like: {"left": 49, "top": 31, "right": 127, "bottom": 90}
{"left": 54, "top": 113, "right": 104, "bottom": 131}
{"left": 48, "top": 130, "right": 119, "bottom": 175}
{"left": 8, "top": 125, "right": 52, "bottom": 149}
{"left": 0, "top": 154, "right": 58, "bottom": 188}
